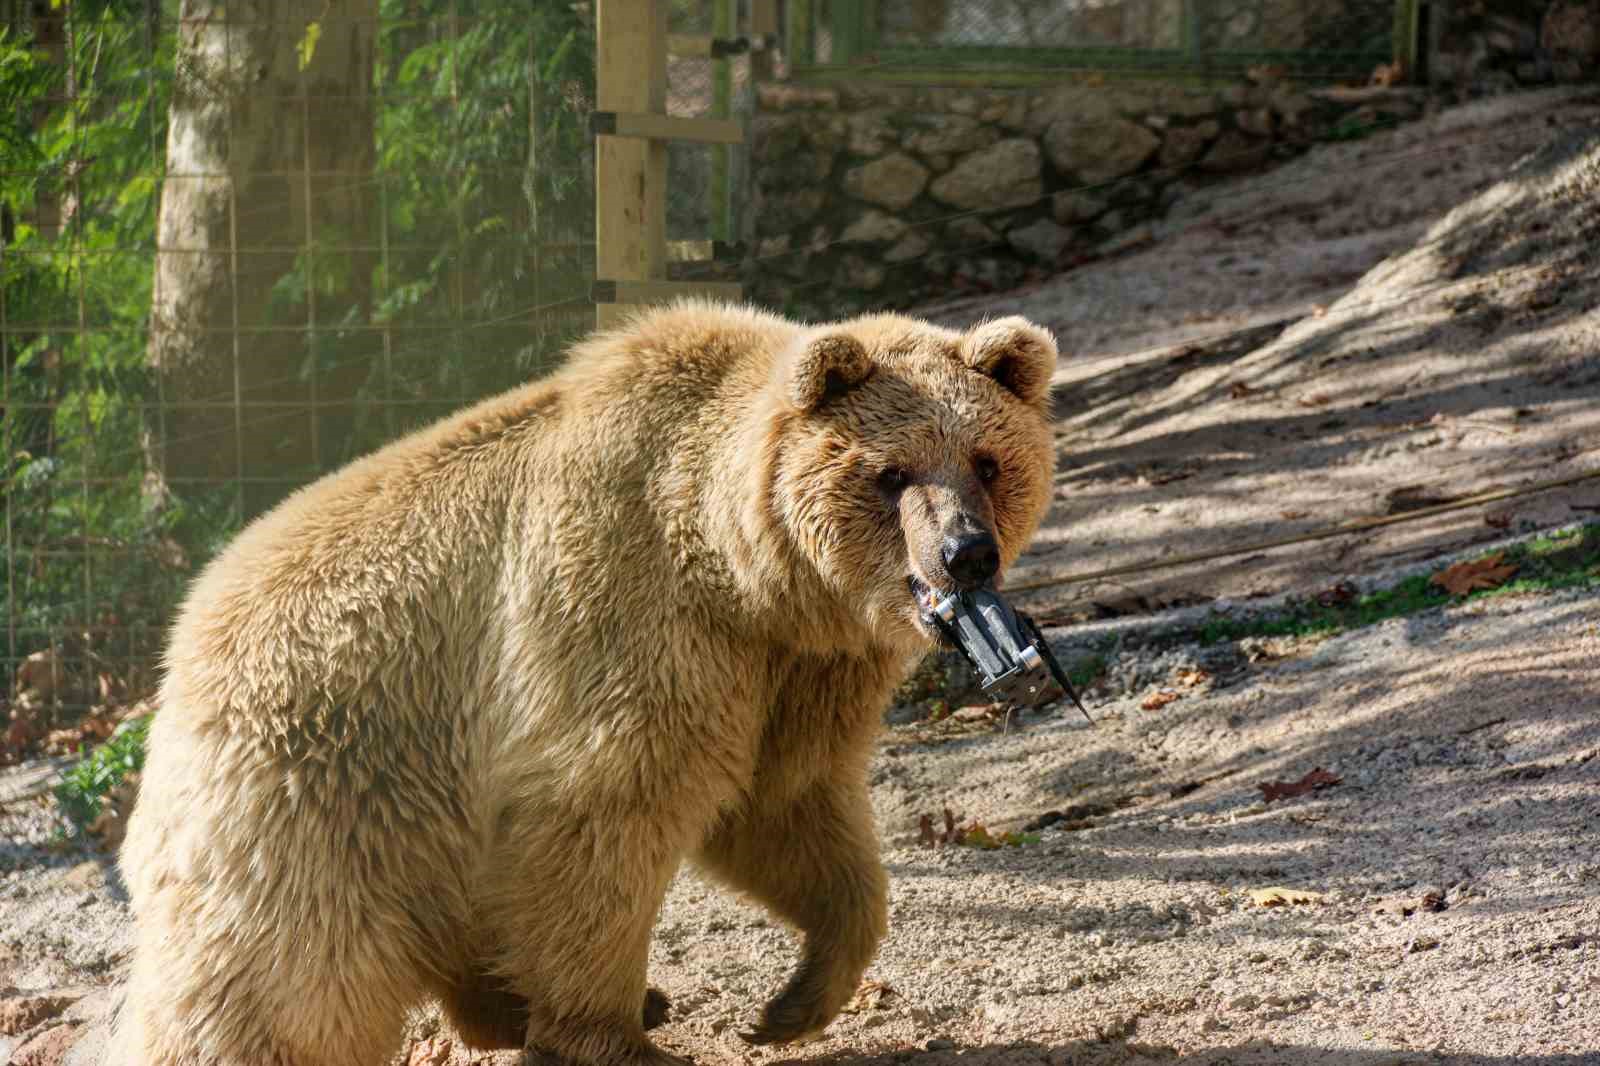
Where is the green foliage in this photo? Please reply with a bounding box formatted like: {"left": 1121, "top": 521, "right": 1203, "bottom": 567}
{"left": 1194, "top": 525, "right": 1600, "bottom": 646}
{"left": 1067, "top": 653, "right": 1107, "bottom": 693}
{"left": 353, "top": 0, "right": 596, "bottom": 446}
{"left": 54, "top": 712, "right": 151, "bottom": 829}
{"left": 4, "top": 0, "right": 597, "bottom": 697}
{"left": 2, "top": 5, "right": 193, "bottom": 692}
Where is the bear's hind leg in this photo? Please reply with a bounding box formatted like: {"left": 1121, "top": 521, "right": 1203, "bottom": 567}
{"left": 694, "top": 771, "right": 888, "bottom": 1046}
{"left": 479, "top": 809, "right": 693, "bottom": 1066}
{"left": 437, "top": 968, "right": 529, "bottom": 1051}
{"left": 440, "top": 969, "right": 671, "bottom": 1049}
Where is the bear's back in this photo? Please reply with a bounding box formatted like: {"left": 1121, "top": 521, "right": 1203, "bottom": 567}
{"left": 158, "top": 301, "right": 797, "bottom": 743}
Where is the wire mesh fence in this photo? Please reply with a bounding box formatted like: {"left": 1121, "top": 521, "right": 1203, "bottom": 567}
{"left": 1, "top": 0, "right": 1409, "bottom": 746}
{"left": 0, "top": 0, "right": 741, "bottom": 735}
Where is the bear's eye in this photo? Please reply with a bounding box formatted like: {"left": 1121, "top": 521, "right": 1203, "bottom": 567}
{"left": 975, "top": 456, "right": 1000, "bottom": 485}
{"left": 876, "top": 467, "right": 910, "bottom": 498}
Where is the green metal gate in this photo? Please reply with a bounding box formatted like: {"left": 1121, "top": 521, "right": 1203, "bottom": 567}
{"left": 790, "top": 0, "right": 1412, "bottom": 83}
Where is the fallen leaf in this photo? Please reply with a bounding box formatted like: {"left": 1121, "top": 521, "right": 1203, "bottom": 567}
{"left": 1250, "top": 886, "right": 1325, "bottom": 907}
{"left": 1315, "top": 581, "right": 1357, "bottom": 607}
{"left": 1141, "top": 690, "right": 1180, "bottom": 711}
{"left": 405, "top": 1037, "right": 453, "bottom": 1066}
{"left": 1297, "top": 394, "right": 1331, "bottom": 408}
{"left": 1174, "top": 668, "right": 1212, "bottom": 688}
{"left": 1258, "top": 767, "right": 1341, "bottom": 804}
{"left": 14, "top": 649, "right": 63, "bottom": 702}
{"left": 0, "top": 992, "right": 78, "bottom": 1036}
{"left": 1369, "top": 59, "right": 1405, "bottom": 86}
{"left": 1430, "top": 552, "right": 1519, "bottom": 596}
{"left": 919, "top": 807, "right": 962, "bottom": 847}
{"left": 841, "top": 981, "right": 896, "bottom": 1014}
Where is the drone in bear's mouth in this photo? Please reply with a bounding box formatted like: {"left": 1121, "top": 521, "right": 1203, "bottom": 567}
{"left": 909, "top": 577, "right": 1092, "bottom": 724}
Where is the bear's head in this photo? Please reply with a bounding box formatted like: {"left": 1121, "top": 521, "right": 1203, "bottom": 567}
{"left": 769, "top": 312, "right": 1058, "bottom": 652}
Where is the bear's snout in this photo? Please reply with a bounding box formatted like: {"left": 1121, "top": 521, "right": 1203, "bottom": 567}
{"left": 942, "top": 531, "right": 1000, "bottom": 589}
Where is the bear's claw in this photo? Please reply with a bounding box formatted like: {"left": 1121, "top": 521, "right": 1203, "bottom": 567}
{"left": 737, "top": 990, "right": 832, "bottom": 1047}
{"left": 643, "top": 986, "right": 672, "bottom": 1030}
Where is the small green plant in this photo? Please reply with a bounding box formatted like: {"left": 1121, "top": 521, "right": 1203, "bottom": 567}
{"left": 1067, "top": 653, "right": 1107, "bottom": 692}
{"left": 920, "top": 806, "right": 1042, "bottom": 849}
{"left": 54, "top": 713, "right": 151, "bottom": 830}
{"left": 1194, "top": 524, "right": 1600, "bottom": 646}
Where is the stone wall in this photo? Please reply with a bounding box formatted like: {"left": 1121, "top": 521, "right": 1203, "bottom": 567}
{"left": 744, "top": 81, "right": 1430, "bottom": 321}
{"left": 1431, "top": 0, "right": 1600, "bottom": 92}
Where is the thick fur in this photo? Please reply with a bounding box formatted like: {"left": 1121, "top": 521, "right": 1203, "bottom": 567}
{"left": 112, "top": 302, "right": 1058, "bottom": 1066}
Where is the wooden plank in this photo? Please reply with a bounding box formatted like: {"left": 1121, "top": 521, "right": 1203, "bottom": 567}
{"left": 1392, "top": 0, "right": 1421, "bottom": 80}
{"left": 750, "top": 0, "right": 778, "bottom": 81}
{"left": 712, "top": 0, "right": 734, "bottom": 243}
{"left": 593, "top": 280, "right": 743, "bottom": 305}
{"left": 830, "top": 0, "right": 865, "bottom": 65}
{"left": 594, "top": 111, "right": 746, "bottom": 145}
{"left": 787, "top": 0, "right": 813, "bottom": 69}
{"left": 750, "top": 0, "right": 778, "bottom": 37}
{"left": 595, "top": 0, "right": 667, "bottom": 330}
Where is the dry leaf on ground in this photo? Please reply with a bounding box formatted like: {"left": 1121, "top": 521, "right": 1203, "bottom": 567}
{"left": 1316, "top": 581, "right": 1358, "bottom": 607}
{"left": 1174, "top": 668, "right": 1212, "bottom": 688}
{"left": 841, "top": 981, "right": 896, "bottom": 1014}
{"left": 1141, "top": 690, "right": 1181, "bottom": 711}
{"left": 919, "top": 807, "right": 962, "bottom": 847}
{"left": 1431, "top": 552, "right": 1519, "bottom": 596}
{"left": 1249, "top": 886, "right": 1326, "bottom": 907}
{"left": 404, "top": 1037, "right": 453, "bottom": 1066}
{"left": 1259, "top": 767, "right": 1341, "bottom": 803}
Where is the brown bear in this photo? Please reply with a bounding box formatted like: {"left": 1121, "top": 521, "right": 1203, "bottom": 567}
{"left": 111, "top": 301, "right": 1059, "bottom": 1066}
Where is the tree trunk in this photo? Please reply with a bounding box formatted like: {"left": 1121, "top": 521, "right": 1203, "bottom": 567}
{"left": 146, "top": 0, "right": 375, "bottom": 519}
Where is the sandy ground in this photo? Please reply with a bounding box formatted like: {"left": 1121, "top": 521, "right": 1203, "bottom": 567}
{"left": 3, "top": 89, "right": 1599, "bottom": 1066}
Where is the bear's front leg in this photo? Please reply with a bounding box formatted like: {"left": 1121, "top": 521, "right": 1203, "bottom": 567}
{"left": 695, "top": 769, "right": 889, "bottom": 1045}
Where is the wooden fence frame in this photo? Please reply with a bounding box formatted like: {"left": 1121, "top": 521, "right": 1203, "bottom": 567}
{"left": 593, "top": 0, "right": 775, "bottom": 328}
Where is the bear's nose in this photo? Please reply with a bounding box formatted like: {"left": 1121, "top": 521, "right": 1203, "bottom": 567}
{"left": 942, "top": 532, "right": 1000, "bottom": 589}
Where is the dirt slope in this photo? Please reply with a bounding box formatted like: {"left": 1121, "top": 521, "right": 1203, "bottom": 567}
{"left": 921, "top": 88, "right": 1600, "bottom": 622}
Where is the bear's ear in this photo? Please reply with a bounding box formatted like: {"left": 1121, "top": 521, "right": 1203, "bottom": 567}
{"left": 785, "top": 331, "right": 874, "bottom": 412}
{"left": 959, "top": 316, "right": 1058, "bottom": 406}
